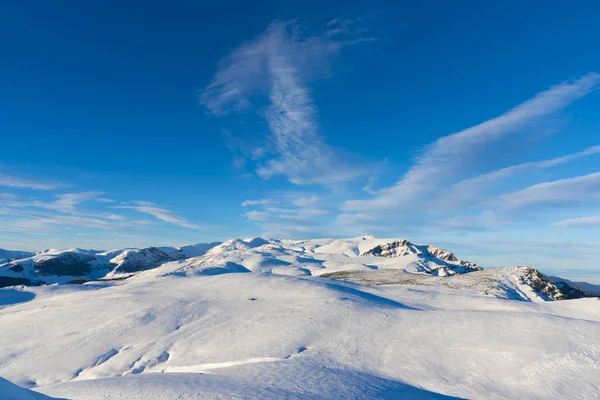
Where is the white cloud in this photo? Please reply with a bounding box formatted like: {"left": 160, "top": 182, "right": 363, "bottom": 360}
{"left": 240, "top": 191, "right": 335, "bottom": 237}
{"left": 453, "top": 145, "right": 600, "bottom": 190}
{"left": 244, "top": 210, "right": 270, "bottom": 221}
{"left": 43, "top": 192, "right": 102, "bottom": 213}
{"left": 0, "top": 205, "right": 134, "bottom": 234}
{"left": 363, "top": 176, "right": 378, "bottom": 194}
{"left": 118, "top": 201, "right": 202, "bottom": 230}
{"left": 0, "top": 172, "right": 62, "bottom": 190}
{"left": 26, "top": 191, "right": 127, "bottom": 222}
{"left": 343, "top": 73, "right": 600, "bottom": 214}
{"left": 202, "top": 19, "right": 371, "bottom": 185}
{"left": 9, "top": 214, "right": 124, "bottom": 232}
{"left": 428, "top": 145, "right": 600, "bottom": 212}
{"left": 241, "top": 199, "right": 275, "bottom": 207}
{"left": 555, "top": 216, "right": 600, "bottom": 227}
{"left": 498, "top": 172, "right": 600, "bottom": 210}
{"left": 292, "top": 196, "right": 319, "bottom": 208}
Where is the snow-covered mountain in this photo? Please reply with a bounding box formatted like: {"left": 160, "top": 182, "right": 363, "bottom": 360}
{"left": 0, "top": 242, "right": 598, "bottom": 399}
{"left": 0, "top": 236, "right": 592, "bottom": 302}
{"left": 0, "top": 243, "right": 221, "bottom": 286}
{"left": 323, "top": 266, "right": 589, "bottom": 302}
{"left": 360, "top": 239, "right": 481, "bottom": 275}
{"left": 0, "top": 236, "right": 483, "bottom": 287}
{"left": 0, "top": 249, "right": 35, "bottom": 265}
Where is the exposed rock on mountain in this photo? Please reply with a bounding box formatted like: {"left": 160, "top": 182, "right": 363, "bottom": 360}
{"left": 361, "top": 240, "right": 482, "bottom": 275}
{"left": 322, "top": 266, "right": 590, "bottom": 302}
{"left": 0, "top": 243, "right": 221, "bottom": 287}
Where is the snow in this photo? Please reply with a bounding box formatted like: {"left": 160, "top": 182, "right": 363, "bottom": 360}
{"left": 0, "top": 243, "right": 222, "bottom": 285}
{"left": 0, "top": 376, "right": 58, "bottom": 399}
{"left": 0, "top": 249, "right": 36, "bottom": 264}
{"left": 0, "top": 236, "right": 598, "bottom": 399}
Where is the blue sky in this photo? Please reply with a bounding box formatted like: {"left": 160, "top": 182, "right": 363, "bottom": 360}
{"left": 1, "top": 1, "right": 600, "bottom": 275}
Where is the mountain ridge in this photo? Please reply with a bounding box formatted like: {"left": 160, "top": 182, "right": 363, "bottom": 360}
{"left": 0, "top": 236, "right": 593, "bottom": 301}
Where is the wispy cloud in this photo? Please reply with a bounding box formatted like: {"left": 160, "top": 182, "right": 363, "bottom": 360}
{"left": 242, "top": 192, "right": 335, "bottom": 237}
{"left": 241, "top": 199, "right": 275, "bottom": 207}
{"left": 0, "top": 205, "right": 132, "bottom": 234}
{"left": 7, "top": 214, "right": 126, "bottom": 232}
{"left": 452, "top": 145, "right": 600, "bottom": 191}
{"left": 428, "top": 145, "right": 600, "bottom": 212}
{"left": 28, "top": 191, "right": 126, "bottom": 221}
{"left": 0, "top": 172, "right": 62, "bottom": 190}
{"left": 0, "top": 188, "right": 199, "bottom": 245}
{"left": 498, "top": 172, "right": 600, "bottom": 210}
{"left": 343, "top": 74, "right": 600, "bottom": 214}
{"left": 555, "top": 216, "right": 600, "bottom": 227}
{"left": 244, "top": 210, "right": 271, "bottom": 221}
{"left": 292, "top": 196, "right": 319, "bottom": 207}
{"left": 118, "top": 201, "right": 202, "bottom": 230}
{"left": 36, "top": 191, "right": 102, "bottom": 213}
{"left": 202, "top": 19, "right": 372, "bottom": 185}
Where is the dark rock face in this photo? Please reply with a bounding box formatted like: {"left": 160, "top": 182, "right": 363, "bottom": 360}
{"left": 361, "top": 240, "right": 418, "bottom": 257}
{"left": 34, "top": 253, "right": 95, "bottom": 276}
{"left": 0, "top": 276, "right": 32, "bottom": 287}
{"left": 426, "top": 247, "right": 458, "bottom": 262}
{"left": 519, "top": 267, "right": 587, "bottom": 300}
{"left": 8, "top": 264, "right": 24, "bottom": 273}
{"left": 551, "top": 280, "right": 587, "bottom": 300}
{"left": 115, "top": 247, "right": 175, "bottom": 273}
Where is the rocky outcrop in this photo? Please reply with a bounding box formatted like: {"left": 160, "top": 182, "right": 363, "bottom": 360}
{"left": 361, "top": 240, "right": 482, "bottom": 275}
{"left": 112, "top": 247, "right": 177, "bottom": 273}
{"left": 520, "top": 269, "right": 587, "bottom": 300}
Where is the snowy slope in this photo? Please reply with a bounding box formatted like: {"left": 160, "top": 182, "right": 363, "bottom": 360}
{"left": 0, "top": 236, "right": 593, "bottom": 303}
{"left": 323, "top": 266, "right": 588, "bottom": 302}
{"left": 178, "top": 236, "right": 483, "bottom": 277}
{"left": 0, "top": 243, "right": 221, "bottom": 286}
{"left": 0, "top": 249, "right": 35, "bottom": 264}
{"left": 0, "top": 377, "right": 59, "bottom": 400}
{"left": 0, "top": 268, "right": 598, "bottom": 399}
{"left": 0, "top": 236, "right": 592, "bottom": 302}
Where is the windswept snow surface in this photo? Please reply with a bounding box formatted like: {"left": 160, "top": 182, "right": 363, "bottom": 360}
{"left": 0, "top": 236, "right": 598, "bottom": 399}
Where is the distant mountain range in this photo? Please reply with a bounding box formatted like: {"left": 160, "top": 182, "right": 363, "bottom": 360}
{"left": 0, "top": 236, "right": 594, "bottom": 301}
{"left": 0, "top": 249, "right": 35, "bottom": 264}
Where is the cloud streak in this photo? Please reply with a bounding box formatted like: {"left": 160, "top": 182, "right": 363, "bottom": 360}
{"left": 498, "top": 172, "right": 600, "bottom": 210}
{"left": 0, "top": 172, "right": 62, "bottom": 190}
{"left": 202, "top": 19, "right": 371, "bottom": 185}
{"left": 118, "top": 201, "right": 202, "bottom": 230}
{"left": 242, "top": 199, "right": 275, "bottom": 207}
{"left": 555, "top": 216, "right": 600, "bottom": 227}
{"left": 343, "top": 74, "right": 600, "bottom": 213}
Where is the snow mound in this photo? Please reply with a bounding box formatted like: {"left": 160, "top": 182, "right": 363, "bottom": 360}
{"left": 0, "top": 272, "right": 598, "bottom": 399}
{"left": 0, "top": 377, "right": 59, "bottom": 400}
